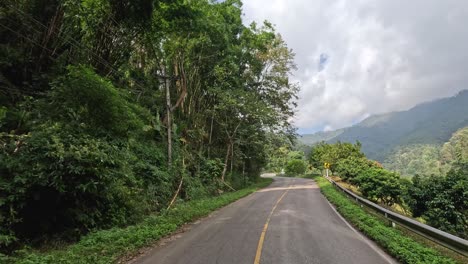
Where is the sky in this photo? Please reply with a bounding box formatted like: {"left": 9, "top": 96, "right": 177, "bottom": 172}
{"left": 242, "top": 0, "right": 468, "bottom": 134}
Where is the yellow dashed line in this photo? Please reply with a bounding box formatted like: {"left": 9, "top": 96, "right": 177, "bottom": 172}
{"left": 254, "top": 180, "right": 294, "bottom": 264}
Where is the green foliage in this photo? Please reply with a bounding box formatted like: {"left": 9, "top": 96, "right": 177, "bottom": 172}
{"left": 315, "top": 176, "right": 456, "bottom": 264}
{"left": 3, "top": 179, "right": 273, "bottom": 264}
{"left": 334, "top": 156, "right": 377, "bottom": 183}
{"left": 285, "top": 159, "right": 307, "bottom": 176}
{"left": 264, "top": 132, "right": 302, "bottom": 173}
{"left": 0, "top": 124, "right": 150, "bottom": 244}
{"left": 0, "top": 106, "right": 6, "bottom": 125}
{"left": 381, "top": 128, "right": 468, "bottom": 238}
{"left": 381, "top": 125, "right": 468, "bottom": 236}
{"left": 405, "top": 163, "right": 468, "bottom": 239}
{"left": 0, "top": 64, "right": 176, "bottom": 252}
{"left": 1, "top": 0, "right": 298, "bottom": 256}
{"left": 380, "top": 126, "right": 468, "bottom": 177}
{"left": 200, "top": 159, "right": 224, "bottom": 182}
{"left": 355, "top": 168, "right": 402, "bottom": 206}
{"left": 309, "top": 141, "right": 364, "bottom": 173}
{"left": 287, "top": 151, "right": 304, "bottom": 160}
{"left": 198, "top": 158, "right": 224, "bottom": 195}
{"left": 308, "top": 140, "right": 467, "bottom": 240}
{"left": 440, "top": 127, "right": 468, "bottom": 165}
{"left": 383, "top": 144, "right": 446, "bottom": 177}
{"left": 129, "top": 140, "right": 171, "bottom": 209}
{"left": 46, "top": 65, "right": 145, "bottom": 137}
{"left": 264, "top": 143, "right": 292, "bottom": 173}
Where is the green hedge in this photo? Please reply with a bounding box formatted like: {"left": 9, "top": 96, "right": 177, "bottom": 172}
{"left": 314, "top": 176, "right": 456, "bottom": 264}
{"left": 2, "top": 178, "right": 273, "bottom": 264}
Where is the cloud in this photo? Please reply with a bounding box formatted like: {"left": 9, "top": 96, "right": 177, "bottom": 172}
{"left": 242, "top": 0, "right": 468, "bottom": 134}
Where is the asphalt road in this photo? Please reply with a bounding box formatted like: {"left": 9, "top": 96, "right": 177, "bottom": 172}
{"left": 135, "top": 177, "right": 398, "bottom": 264}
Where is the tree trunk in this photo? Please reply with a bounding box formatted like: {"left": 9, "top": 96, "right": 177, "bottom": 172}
{"left": 171, "top": 57, "right": 187, "bottom": 112}
{"left": 230, "top": 141, "right": 234, "bottom": 175}
{"left": 165, "top": 75, "right": 172, "bottom": 167}
{"left": 167, "top": 176, "right": 183, "bottom": 209}
{"left": 208, "top": 113, "right": 214, "bottom": 158}
{"left": 221, "top": 142, "right": 231, "bottom": 181}
{"left": 242, "top": 161, "right": 246, "bottom": 186}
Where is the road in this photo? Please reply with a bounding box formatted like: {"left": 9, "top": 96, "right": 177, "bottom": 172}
{"left": 135, "top": 177, "right": 398, "bottom": 264}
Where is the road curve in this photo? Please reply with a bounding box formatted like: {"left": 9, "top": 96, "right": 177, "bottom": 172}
{"left": 134, "top": 177, "right": 398, "bottom": 264}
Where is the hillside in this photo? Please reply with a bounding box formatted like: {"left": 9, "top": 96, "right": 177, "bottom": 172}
{"left": 382, "top": 126, "right": 468, "bottom": 176}
{"left": 299, "top": 90, "right": 468, "bottom": 161}
{"left": 298, "top": 129, "right": 344, "bottom": 145}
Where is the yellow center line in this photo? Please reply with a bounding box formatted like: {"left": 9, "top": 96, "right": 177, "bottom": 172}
{"left": 254, "top": 180, "right": 294, "bottom": 264}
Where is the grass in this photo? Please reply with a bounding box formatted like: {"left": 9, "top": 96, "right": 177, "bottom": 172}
{"left": 313, "top": 175, "right": 457, "bottom": 264}
{"left": 2, "top": 178, "right": 273, "bottom": 264}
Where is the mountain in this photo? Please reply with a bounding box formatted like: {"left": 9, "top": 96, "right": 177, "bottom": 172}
{"left": 298, "top": 128, "right": 344, "bottom": 145}
{"left": 383, "top": 126, "right": 468, "bottom": 176}
{"left": 298, "top": 90, "right": 468, "bottom": 162}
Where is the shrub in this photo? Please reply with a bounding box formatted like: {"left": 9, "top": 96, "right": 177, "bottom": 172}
{"left": 355, "top": 167, "right": 401, "bottom": 206}
{"left": 315, "top": 176, "right": 455, "bottom": 264}
{"left": 45, "top": 65, "right": 145, "bottom": 137}
{"left": 0, "top": 124, "right": 150, "bottom": 245}
{"left": 334, "top": 156, "right": 375, "bottom": 183}
{"left": 285, "top": 159, "right": 307, "bottom": 176}
{"left": 309, "top": 141, "right": 365, "bottom": 172}
{"left": 0, "top": 66, "right": 160, "bottom": 251}
{"left": 406, "top": 163, "right": 467, "bottom": 239}
{"left": 198, "top": 158, "right": 224, "bottom": 194}
{"left": 2, "top": 178, "right": 273, "bottom": 264}
{"left": 130, "top": 141, "right": 172, "bottom": 210}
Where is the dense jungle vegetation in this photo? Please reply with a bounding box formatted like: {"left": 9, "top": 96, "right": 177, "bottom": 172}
{"left": 306, "top": 140, "right": 468, "bottom": 239}
{"left": 0, "top": 0, "right": 298, "bottom": 255}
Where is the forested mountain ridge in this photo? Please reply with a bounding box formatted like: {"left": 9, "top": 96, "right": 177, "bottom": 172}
{"left": 298, "top": 128, "right": 344, "bottom": 145}
{"left": 0, "top": 0, "right": 298, "bottom": 254}
{"left": 299, "top": 90, "right": 468, "bottom": 161}
{"left": 383, "top": 126, "right": 468, "bottom": 176}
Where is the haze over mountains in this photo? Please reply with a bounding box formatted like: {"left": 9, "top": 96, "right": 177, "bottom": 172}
{"left": 298, "top": 90, "right": 468, "bottom": 162}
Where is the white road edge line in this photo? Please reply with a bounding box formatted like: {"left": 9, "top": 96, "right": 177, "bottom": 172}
{"left": 322, "top": 193, "right": 398, "bottom": 264}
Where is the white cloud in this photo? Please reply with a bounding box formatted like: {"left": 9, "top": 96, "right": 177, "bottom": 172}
{"left": 243, "top": 0, "right": 468, "bottom": 133}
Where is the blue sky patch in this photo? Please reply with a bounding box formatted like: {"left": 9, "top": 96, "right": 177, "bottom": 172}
{"left": 318, "top": 53, "right": 329, "bottom": 71}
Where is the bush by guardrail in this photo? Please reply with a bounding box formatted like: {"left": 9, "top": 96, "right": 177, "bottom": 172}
{"left": 326, "top": 177, "right": 468, "bottom": 257}
{"left": 315, "top": 176, "right": 457, "bottom": 263}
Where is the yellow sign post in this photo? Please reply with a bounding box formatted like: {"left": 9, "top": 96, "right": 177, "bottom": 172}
{"left": 324, "top": 162, "right": 330, "bottom": 178}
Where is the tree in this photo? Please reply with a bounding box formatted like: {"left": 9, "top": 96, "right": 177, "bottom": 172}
{"left": 264, "top": 132, "right": 294, "bottom": 173}
{"left": 335, "top": 156, "right": 377, "bottom": 183}
{"left": 440, "top": 127, "right": 468, "bottom": 166}
{"left": 288, "top": 151, "right": 305, "bottom": 160}
{"left": 0, "top": 0, "right": 300, "bottom": 252}
{"left": 355, "top": 168, "right": 402, "bottom": 206}
{"left": 285, "top": 159, "right": 307, "bottom": 176}
{"left": 405, "top": 162, "right": 467, "bottom": 238}
{"left": 309, "top": 141, "right": 365, "bottom": 174}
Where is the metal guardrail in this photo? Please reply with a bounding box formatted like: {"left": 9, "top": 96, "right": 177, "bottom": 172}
{"left": 326, "top": 177, "right": 468, "bottom": 257}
